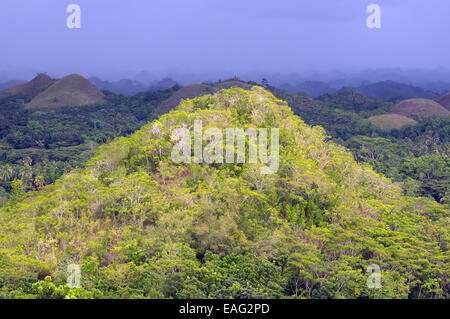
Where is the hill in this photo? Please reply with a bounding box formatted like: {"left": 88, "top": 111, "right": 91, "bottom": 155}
{"left": 316, "top": 88, "right": 392, "bottom": 114}
{"left": 0, "top": 87, "right": 447, "bottom": 299}
{"left": 357, "top": 81, "right": 439, "bottom": 102}
{"left": 392, "top": 98, "right": 450, "bottom": 119}
{"left": 147, "top": 77, "right": 178, "bottom": 91}
{"left": 0, "top": 73, "right": 54, "bottom": 100}
{"left": 25, "top": 74, "right": 104, "bottom": 110}
{"left": 368, "top": 114, "right": 418, "bottom": 131}
{"left": 89, "top": 77, "right": 149, "bottom": 96}
{"left": 439, "top": 93, "right": 450, "bottom": 111}
{"left": 153, "top": 80, "right": 251, "bottom": 115}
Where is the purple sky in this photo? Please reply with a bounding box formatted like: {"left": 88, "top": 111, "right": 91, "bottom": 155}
{"left": 0, "top": 0, "right": 449, "bottom": 81}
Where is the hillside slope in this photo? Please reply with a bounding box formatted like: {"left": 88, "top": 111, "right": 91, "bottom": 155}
{"left": 368, "top": 114, "right": 418, "bottom": 131}
{"left": 25, "top": 74, "right": 104, "bottom": 110}
{"left": 0, "top": 80, "right": 26, "bottom": 91}
{"left": 439, "top": 93, "right": 450, "bottom": 111}
{"left": 0, "top": 87, "right": 448, "bottom": 299}
{"left": 0, "top": 74, "right": 54, "bottom": 100}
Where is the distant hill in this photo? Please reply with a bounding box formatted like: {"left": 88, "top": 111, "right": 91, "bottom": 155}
{"left": 0, "top": 73, "right": 54, "bottom": 100}
{"left": 280, "top": 80, "right": 336, "bottom": 97}
{"left": 1, "top": 86, "right": 447, "bottom": 299}
{"left": 368, "top": 114, "right": 418, "bottom": 131}
{"left": 438, "top": 93, "right": 450, "bottom": 111}
{"left": 422, "top": 81, "right": 450, "bottom": 95}
{"left": 89, "top": 77, "right": 148, "bottom": 96}
{"left": 317, "top": 88, "right": 392, "bottom": 113}
{"left": 357, "top": 80, "right": 439, "bottom": 102}
{"left": 88, "top": 77, "right": 179, "bottom": 95}
{"left": 148, "top": 77, "right": 178, "bottom": 91}
{"left": 392, "top": 98, "right": 450, "bottom": 119}
{"left": 25, "top": 74, "right": 104, "bottom": 110}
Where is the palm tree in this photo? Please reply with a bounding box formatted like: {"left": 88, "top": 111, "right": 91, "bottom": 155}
{"left": 0, "top": 165, "right": 14, "bottom": 181}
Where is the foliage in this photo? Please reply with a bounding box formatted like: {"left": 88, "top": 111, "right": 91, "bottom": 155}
{"left": 0, "top": 87, "right": 447, "bottom": 299}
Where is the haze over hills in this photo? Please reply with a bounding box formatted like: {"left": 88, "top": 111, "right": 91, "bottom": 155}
{"left": 2, "top": 68, "right": 449, "bottom": 102}
{"left": 88, "top": 77, "right": 148, "bottom": 96}
{"left": 24, "top": 74, "right": 105, "bottom": 110}
{"left": 89, "top": 77, "right": 179, "bottom": 96}
{"left": 0, "top": 73, "right": 54, "bottom": 100}
{"left": 0, "top": 80, "right": 26, "bottom": 91}
{"left": 279, "top": 81, "right": 337, "bottom": 97}
{"left": 259, "top": 78, "right": 445, "bottom": 102}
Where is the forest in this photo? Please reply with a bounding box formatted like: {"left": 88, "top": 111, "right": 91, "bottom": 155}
{"left": 0, "top": 86, "right": 448, "bottom": 299}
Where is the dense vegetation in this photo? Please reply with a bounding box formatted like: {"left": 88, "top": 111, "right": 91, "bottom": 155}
{"left": 0, "top": 87, "right": 179, "bottom": 201}
{"left": 0, "top": 87, "right": 448, "bottom": 299}
{"left": 267, "top": 86, "right": 449, "bottom": 205}
{"left": 1, "top": 78, "right": 448, "bottom": 208}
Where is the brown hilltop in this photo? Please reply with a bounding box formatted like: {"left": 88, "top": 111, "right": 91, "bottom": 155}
{"left": 0, "top": 73, "right": 54, "bottom": 99}
{"left": 392, "top": 98, "right": 450, "bottom": 119}
{"left": 25, "top": 74, "right": 104, "bottom": 110}
{"left": 368, "top": 114, "right": 418, "bottom": 131}
{"left": 438, "top": 93, "right": 450, "bottom": 111}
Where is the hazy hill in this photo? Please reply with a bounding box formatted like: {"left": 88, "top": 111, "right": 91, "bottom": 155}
{"left": 88, "top": 77, "right": 178, "bottom": 96}
{"left": 392, "top": 98, "right": 450, "bottom": 119}
{"left": 89, "top": 77, "right": 148, "bottom": 96}
{"left": 439, "top": 93, "right": 450, "bottom": 111}
{"left": 0, "top": 87, "right": 447, "bottom": 299}
{"left": 25, "top": 74, "right": 104, "bottom": 110}
{"left": 368, "top": 114, "right": 418, "bottom": 131}
{"left": 357, "top": 80, "right": 439, "bottom": 102}
{"left": 0, "top": 73, "right": 54, "bottom": 100}
{"left": 317, "top": 88, "right": 392, "bottom": 113}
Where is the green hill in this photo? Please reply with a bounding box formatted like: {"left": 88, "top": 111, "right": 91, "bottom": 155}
{"left": 368, "top": 114, "right": 418, "bottom": 131}
{"left": 0, "top": 73, "right": 54, "bottom": 100}
{"left": 392, "top": 98, "right": 450, "bottom": 119}
{"left": 25, "top": 74, "right": 104, "bottom": 110}
{"left": 154, "top": 80, "right": 251, "bottom": 116}
{"left": 0, "top": 87, "right": 448, "bottom": 299}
